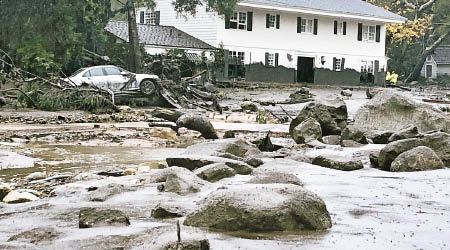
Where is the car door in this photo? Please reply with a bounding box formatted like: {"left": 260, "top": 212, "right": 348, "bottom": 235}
{"left": 104, "top": 66, "right": 127, "bottom": 91}
{"left": 84, "top": 68, "right": 108, "bottom": 89}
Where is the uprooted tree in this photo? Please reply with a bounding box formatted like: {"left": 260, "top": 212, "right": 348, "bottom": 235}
{"left": 368, "top": 0, "right": 450, "bottom": 82}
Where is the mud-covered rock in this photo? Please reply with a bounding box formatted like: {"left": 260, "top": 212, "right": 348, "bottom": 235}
{"left": 241, "top": 101, "right": 258, "bottom": 112}
{"left": 166, "top": 157, "right": 215, "bottom": 171}
{"left": 291, "top": 117, "right": 322, "bottom": 144}
{"left": 378, "top": 138, "right": 421, "bottom": 171}
{"left": 88, "top": 183, "right": 134, "bottom": 202}
{"left": 7, "top": 227, "right": 59, "bottom": 244}
{"left": 151, "top": 108, "right": 185, "bottom": 123}
{"left": 176, "top": 114, "right": 218, "bottom": 139}
{"left": 369, "top": 152, "right": 380, "bottom": 169}
{"left": 245, "top": 158, "right": 264, "bottom": 167}
{"left": 354, "top": 90, "right": 450, "bottom": 132}
{"left": 159, "top": 239, "right": 210, "bottom": 250}
{"left": 388, "top": 125, "right": 419, "bottom": 143}
{"left": 367, "top": 130, "right": 395, "bottom": 144}
{"left": 341, "top": 126, "right": 368, "bottom": 144}
{"left": 194, "top": 163, "right": 236, "bottom": 182}
{"left": 158, "top": 168, "right": 207, "bottom": 195}
{"left": 152, "top": 202, "right": 185, "bottom": 219}
{"left": 341, "top": 140, "right": 364, "bottom": 147}
{"left": 290, "top": 97, "right": 348, "bottom": 136}
{"left": 248, "top": 172, "right": 303, "bottom": 186}
{"left": 390, "top": 146, "right": 445, "bottom": 172}
{"left": 184, "top": 139, "right": 261, "bottom": 158}
{"left": 312, "top": 156, "right": 364, "bottom": 171}
{"left": 322, "top": 135, "right": 341, "bottom": 145}
{"left": 79, "top": 208, "right": 130, "bottom": 228}
{"left": 0, "top": 184, "right": 11, "bottom": 200}
{"left": 223, "top": 131, "right": 235, "bottom": 139}
{"left": 184, "top": 184, "right": 332, "bottom": 232}
{"left": 341, "top": 89, "right": 352, "bottom": 97}
{"left": 26, "top": 172, "right": 46, "bottom": 181}
{"left": 3, "top": 191, "right": 39, "bottom": 204}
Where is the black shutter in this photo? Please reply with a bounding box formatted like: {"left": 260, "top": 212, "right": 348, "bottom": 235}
{"left": 247, "top": 12, "right": 253, "bottom": 31}
{"left": 265, "top": 53, "right": 269, "bottom": 66}
{"left": 225, "top": 15, "right": 230, "bottom": 29}
{"left": 155, "top": 11, "right": 160, "bottom": 25}
{"left": 276, "top": 14, "right": 280, "bottom": 29}
{"left": 297, "top": 17, "right": 302, "bottom": 33}
{"left": 334, "top": 21, "right": 338, "bottom": 35}
{"left": 333, "top": 57, "right": 337, "bottom": 71}
{"left": 357, "top": 23, "right": 363, "bottom": 41}
{"left": 341, "top": 58, "right": 345, "bottom": 70}
{"left": 313, "top": 19, "right": 318, "bottom": 35}
{"left": 266, "top": 14, "right": 270, "bottom": 28}
{"left": 343, "top": 22, "right": 347, "bottom": 35}
{"left": 275, "top": 53, "right": 279, "bottom": 66}
{"left": 376, "top": 25, "right": 381, "bottom": 42}
{"left": 139, "top": 11, "right": 145, "bottom": 24}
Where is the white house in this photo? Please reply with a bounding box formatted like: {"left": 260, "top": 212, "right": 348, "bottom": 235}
{"left": 422, "top": 45, "right": 450, "bottom": 79}
{"left": 136, "top": 0, "right": 406, "bottom": 84}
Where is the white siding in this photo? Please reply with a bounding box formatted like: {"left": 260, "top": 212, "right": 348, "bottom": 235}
{"left": 137, "top": 1, "right": 219, "bottom": 47}
{"left": 437, "top": 65, "right": 450, "bottom": 76}
{"left": 217, "top": 8, "right": 387, "bottom": 72}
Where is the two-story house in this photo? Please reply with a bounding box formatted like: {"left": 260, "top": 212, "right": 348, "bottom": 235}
{"left": 136, "top": 0, "right": 405, "bottom": 84}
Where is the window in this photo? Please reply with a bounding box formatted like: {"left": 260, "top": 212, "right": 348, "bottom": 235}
{"left": 301, "top": 19, "right": 314, "bottom": 33}
{"left": 104, "top": 67, "right": 121, "bottom": 75}
{"left": 267, "top": 53, "right": 275, "bottom": 66}
{"left": 335, "top": 58, "right": 342, "bottom": 71}
{"left": 362, "top": 25, "right": 376, "bottom": 42}
{"left": 87, "top": 68, "right": 104, "bottom": 77}
{"left": 230, "top": 12, "right": 247, "bottom": 30}
{"left": 145, "top": 12, "right": 157, "bottom": 25}
{"left": 337, "top": 22, "right": 344, "bottom": 35}
{"left": 268, "top": 14, "right": 276, "bottom": 28}
{"left": 361, "top": 60, "right": 374, "bottom": 73}
{"left": 229, "top": 51, "right": 245, "bottom": 64}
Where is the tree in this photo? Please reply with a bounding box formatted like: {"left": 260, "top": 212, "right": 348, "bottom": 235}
{"left": 110, "top": 0, "right": 237, "bottom": 73}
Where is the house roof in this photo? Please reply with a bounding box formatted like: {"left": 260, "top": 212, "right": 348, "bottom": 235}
{"left": 105, "top": 21, "right": 216, "bottom": 50}
{"left": 432, "top": 45, "right": 450, "bottom": 65}
{"left": 242, "top": 0, "right": 406, "bottom": 22}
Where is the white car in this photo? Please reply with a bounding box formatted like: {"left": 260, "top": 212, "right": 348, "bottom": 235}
{"left": 61, "top": 65, "right": 160, "bottom": 95}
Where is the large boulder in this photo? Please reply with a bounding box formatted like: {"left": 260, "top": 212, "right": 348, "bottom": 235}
{"left": 7, "top": 227, "right": 60, "bottom": 244}
{"left": 390, "top": 146, "right": 445, "bottom": 172}
{"left": 340, "top": 126, "right": 368, "bottom": 144}
{"left": 367, "top": 130, "right": 395, "bottom": 144}
{"left": 88, "top": 183, "right": 134, "bottom": 202}
{"left": 247, "top": 172, "right": 304, "bottom": 186}
{"left": 354, "top": 90, "right": 450, "bottom": 133}
{"left": 312, "top": 156, "right": 364, "bottom": 171}
{"left": 79, "top": 208, "right": 130, "bottom": 228}
{"left": 176, "top": 114, "right": 218, "bottom": 139}
{"left": 290, "top": 97, "right": 348, "bottom": 136}
{"left": 159, "top": 168, "right": 207, "bottom": 195}
{"left": 388, "top": 125, "right": 419, "bottom": 143}
{"left": 322, "top": 135, "right": 341, "bottom": 145}
{"left": 184, "top": 139, "right": 260, "bottom": 158}
{"left": 3, "top": 191, "right": 39, "bottom": 204}
{"left": 151, "top": 202, "right": 185, "bottom": 219}
{"left": 194, "top": 163, "right": 236, "bottom": 182}
{"left": 291, "top": 118, "right": 322, "bottom": 144}
{"left": 184, "top": 184, "right": 331, "bottom": 232}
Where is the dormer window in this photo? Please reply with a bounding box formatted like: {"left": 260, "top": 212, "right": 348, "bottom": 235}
{"left": 145, "top": 12, "right": 157, "bottom": 25}
{"left": 230, "top": 12, "right": 247, "bottom": 30}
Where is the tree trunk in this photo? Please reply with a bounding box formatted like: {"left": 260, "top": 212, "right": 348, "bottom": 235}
{"left": 405, "top": 29, "right": 450, "bottom": 82}
{"left": 127, "top": 0, "right": 142, "bottom": 73}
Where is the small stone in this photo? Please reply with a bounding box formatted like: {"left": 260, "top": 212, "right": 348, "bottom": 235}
{"left": 79, "top": 208, "right": 130, "bottom": 228}
{"left": 341, "top": 89, "right": 352, "bottom": 97}
{"left": 26, "top": 172, "right": 46, "bottom": 182}
{"left": 123, "top": 168, "right": 137, "bottom": 176}
{"left": 3, "top": 191, "right": 39, "bottom": 204}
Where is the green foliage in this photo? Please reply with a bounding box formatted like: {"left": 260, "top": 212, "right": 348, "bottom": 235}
{"left": 256, "top": 110, "right": 268, "bottom": 124}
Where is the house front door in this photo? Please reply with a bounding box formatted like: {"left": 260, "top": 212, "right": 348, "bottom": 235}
{"left": 297, "top": 57, "right": 314, "bottom": 83}
{"left": 426, "top": 65, "right": 433, "bottom": 78}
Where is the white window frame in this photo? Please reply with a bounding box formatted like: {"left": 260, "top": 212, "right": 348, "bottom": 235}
{"left": 268, "top": 14, "right": 276, "bottom": 28}
{"left": 145, "top": 11, "right": 157, "bottom": 25}
{"left": 229, "top": 51, "right": 245, "bottom": 64}
{"left": 337, "top": 21, "right": 344, "bottom": 35}
{"left": 230, "top": 11, "right": 247, "bottom": 30}
{"left": 301, "top": 19, "right": 314, "bottom": 34}
{"left": 362, "top": 25, "right": 376, "bottom": 42}
{"left": 335, "top": 58, "right": 342, "bottom": 71}
{"left": 267, "top": 53, "right": 275, "bottom": 66}
{"left": 361, "top": 60, "right": 375, "bottom": 73}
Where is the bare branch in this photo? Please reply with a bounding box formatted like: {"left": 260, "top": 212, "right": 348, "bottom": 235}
{"left": 418, "top": 0, "right": 435, "bottom": 12}
{"left": 402, "top": 0, "right": 416, "bottom": 9}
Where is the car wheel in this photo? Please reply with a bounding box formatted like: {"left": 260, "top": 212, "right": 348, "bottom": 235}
{"left": 140, "top": 79, "right": 156, "bottom": 95}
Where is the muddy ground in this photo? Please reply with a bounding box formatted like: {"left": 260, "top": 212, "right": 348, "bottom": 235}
{"left": 0, "top": 85, "right": 450, "bottom": 249}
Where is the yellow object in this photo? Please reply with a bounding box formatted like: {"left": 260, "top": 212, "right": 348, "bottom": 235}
{"left": 386, "top": 72, "right": 398, "bottom": 84}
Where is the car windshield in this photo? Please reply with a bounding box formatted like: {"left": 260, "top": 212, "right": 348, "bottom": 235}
{"left": 70, "top": 68, "right": 86, "bottom": 77}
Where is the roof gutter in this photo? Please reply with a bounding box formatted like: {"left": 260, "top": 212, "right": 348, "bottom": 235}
{"left": 239, "top": 2, "right": 406, "bottom": 24}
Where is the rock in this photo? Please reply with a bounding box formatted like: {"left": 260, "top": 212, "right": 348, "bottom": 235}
{"left": 123, "top": 168, "right": 137, "bottom": 176}
{"left": 149, "top": 128, "right": 177, "bottom": 140}
{"left": 241, "top": 101, "right": 258, "bottom": 112}
{"left": 176, "top": 114, "right": 218, "bottom": 139}
{"left": 223, "top": 131, "right": 235, "bottom": 139}
{"left": 322, "top": 135, "right": 341, "bottom": 145}
{"left": 118, "top": 106, "right": 131, "bottom": 112}
{"left": 366, "top": 88, "right": 375, "bottom": 99}
{"left": 26, "top": 172, "right": 46, "bottom": 181}
{"left": 88, "top": 183, "right": 132, "bottom": 202}
{"left": 388, "top": 125, "right": 419, "bottom": 143}
{"left": 73, "top": 173, "right": 104, "bottom": 182}
{"left": 291, "top": 118, "right": 322, "bottom": 144}
{"left": 184, "top": 139, "right": 261, "bottom": 158}
{"left": 79, "top": 208, "right": 130, "bottom": 228}
{"left": 194, "top": 163, "right": 236, "bottom": 182}
{"left": 166, "top": 157, "right": 215, "bottom": 171}
{"left": 368, "top": 130, "right": 395, "bottom": 144}
{"left": 369, "top": 152, "right": 380, "bottom": 169}
{"left": 3, "top": 191, "right": 39, "bottom": 204}
{"left": 152, "top": 202, "right": 185, "bottom": 219}
{"left": 0, "top": 184, "right": 12, "bottom": 200}
{"left": 341, "top": 140, "right": 364, "bottom": 147}
{"left": 341, "top": 89, "right": 352, "bottom": 97}
{"left": 7, "top": 227, "right": 59, "bottom": 244}
{"left": 224, "top": 161, "right": 253, "bottom": 175}
{"left": 152, "top": 108, "right": 185, "bottom": 123}
{"left": 377, "top": 138, "right": 421, "bottom": 171}
{"left": 290, "top": 97, "right": 348, "bottom": 136}
{"left": 312, "top": 156, "right": 364, "bottom": 171}
{"left": 340, "top": 126, "right": 368, "bottom": 144}
{"left": 248, "top": 172, "right": 303, "bottom": 186}
{"left": 390, "top": 146, "right": 445, "bottom": 172}
{"left": 0, "top": 96, "right": 6, "bottom": 106}
{"left": 354, "top": 90, "right": 450, "bottom": 133}
{"left": 159, "top": 239, "right": 210, "bottom": 250}
{"left": 184, "top": 184, "right": 332, "bottom": 232}
{"left": 245, "top": 158, "right": 264, "bottom": 167}
{"left": 138, "top": 162, "right": 167, "bottom": 173}
{"left": 157, "top": 167, "right": 207, "bottom": 195}
{"left": 289, "top": 87, "right": 311, "bottom": 101}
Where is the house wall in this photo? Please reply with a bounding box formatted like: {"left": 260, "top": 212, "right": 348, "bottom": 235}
{"left": 437, "top": 65, "right": 450, "bottom": 76}
{"left": 136, "top": 2, "right": 219, "bottom": 47}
